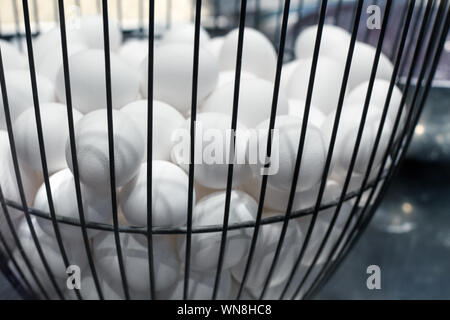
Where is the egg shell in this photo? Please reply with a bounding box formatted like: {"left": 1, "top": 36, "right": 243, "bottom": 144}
{"left": 205, "top": 36, "right": 225, "bottom": 58}
{"left": 0, "top": 70, "right": 56, "bottom": 129}
{"left": 118, "top": 39, "right": 149, "bottom": 71}
{"left": 33, "top": 168, "right": 113, "bottom": 239}
{"left": 335, "top": 41, "right": 394, "bottom": 90}
{"left": 55, "top": 49, "right": 140, "bottom": 114}
{"left": 231, "top": 212, "right": 303, "bottom": 292}
{"left": 14, "top": 102, "right": 83, "bottom": 174}
{"left": 65, "top": 109, "right": 144, "bottom": 192}
{"left": 288, "top": 99, "right": 326, "bottom": 128}
{"left": 0, "top": 131, "right": 41, "bottom": 249}
{"left": 201, "top": 77, "right": 289, "bottom": 128}
{"left": 321, "top": 104, "right": 394, "bottom": 176}
{"left": 158, "top": 270, "right": 232, "bottom": 300}
{"left": 93, "top": 232, "right": 180, "bottom": 293}
{"left": 171, "top": 112, "right": 252, "bottom": 189}
{"left": 228, "top": 276, "right": 257, "bottom": 299}
{"left": 16, "top": 216, "right": 88, "bottom": 279}
{"left": 140, "top": 43, "right": 219, "bottom": 114}
{"left": 0, "top": 39, "right": 26, "bottom": 70}
{"left": 346, "top": 79, "right": 406, "bottom": 141}
{"left": 216, "top": 70, "right": 256, "bottom": 88}
{"left": 294, "top": 24, "right": 351, "bottom": 60}
{"left": 280, "top": 60, "right": 300, "bottom": 92}
{"left": 162, "top": 23, "right": 210, "bottom": 45}
{"left": 251, "top": 115, "right": 326, "bottom": 192}
{"left": 121, "top": 99, "right": 185, "bottom": 161}
{"left": 287, "top": 57, "right": 346, "bottom": 115}
{"left": 77, "top": 15, "right": 122, "bottom": 52}
{"left": 33, "top": 26, "right": 87, "bottom": 69}
{"left": 219, "top": 28, "right": 277, "bottom": 80}
{"left": 120, "top": 161, "right": 193, "bottom": 228}
{"left": 177, "top": 190, "right": 257, "bottom": 271}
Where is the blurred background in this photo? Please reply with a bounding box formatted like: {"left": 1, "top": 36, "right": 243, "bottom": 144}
{"left": 0, "top": 0, "right": 449, "bottom": 299}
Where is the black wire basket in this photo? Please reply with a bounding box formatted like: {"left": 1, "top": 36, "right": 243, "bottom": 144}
{"left": 0, "top": 0, "right": 449, "bottom": 300}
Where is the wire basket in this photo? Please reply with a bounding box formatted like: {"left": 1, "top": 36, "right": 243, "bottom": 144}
{"left": 0, "top": 0, "right": 448, "bottom": 300}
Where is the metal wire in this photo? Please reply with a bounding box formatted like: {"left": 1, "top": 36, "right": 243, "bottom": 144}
{"left": 0, "top": 0, "right": 447, "bottom": 300}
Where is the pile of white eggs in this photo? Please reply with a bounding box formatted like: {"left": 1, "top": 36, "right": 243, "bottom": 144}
{"left": 0, "top": 18, "right": 401, "bottom": 300}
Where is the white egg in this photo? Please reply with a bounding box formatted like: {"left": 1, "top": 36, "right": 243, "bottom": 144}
{"left": 0, "top": 39, "right": 26, "bottom": 70}
{"left": 287, "top": 57, "right": 345, "bottom": 115}
{"left": 77, "top": 15, "right": 122, "bottom": 52}
{"left": 241, "top": 176, "right": 320, "bottom": 213}
{"left": 162, "top": 23, "right": 210, "bottom": 45}
{"left": 205, "top": 36, "right": 225, "bottom": 58}
{"left": 0, "top": 131, "right": 41, "bottom": 249}
{"left": 251, "top": 115, "right": 326, "bottom": 192}
{"left": 16, "top": 215, "right": 88, "bottom": 279}
{"left": 219, "top": 27, "right": 277, "bottom": 80}
{"left": 9, "top": 249, "right": 65, "bottom": 299}
{"left": 75, "top": 270, "right": 149, "bottom": 300}
{"left": 228, "top": 277, "right": 256, "bottom": 299}
{"left": 346, "top": 79, "right": 406, "bottom": 140}
{"left": 321, "top": 104, "right": 393, "bottom": 177}
{"left": 118, "top": 39, "right": 149, "bottom": 71}
{"left": 171, "top": 112, "right": 252, "bottom": 189}
{"left": 177, "top": 190, "right": 257, "bottom": 271}
{"left": 231, "top": 212, "right": 303, "bottom": 293}
{"left": 140, "top": 43, "right": 219, "bottom": 114}
{"left": 216, "top": 70, "right": 256, "bottom": 88}
{"left": 55, "top": 49, "right": 140, "bottom": 114}
{"left": 280, "top": 60, "right": 300, "bottom": 92}
{"left": 65, "top": 109, "right": 144, "bottom": 192}
{"left": 33, "top": 26, "right": 87, "bottom": 69}
{"left": 121, "top": 99, "right": 185, "bottom": 161}
{"left": 14, "top": 102, "right": 83, "bottom": 174}
{"left": 120, "top": 161, "right": 193, "bottom": 228}
{"left": 288, "top": 99, "right": 326, "bottom": 128}
{"left": 158, "top": 270, "right": 232, "bottom": 300}
{"left": 36, "top": 42, "right": 87, "bottom": 84}
{"left": 94, "top": 232, "right": 180, "bottom": 293}
{"left": 294, "top": 24, "right": 351, "bottom": 60}
{"left": 0, "top": 70, "right": 56, "bottom": 129}
{"left": 201, "top": 77, "right": 289, "bottom": 128}
{"left": 33, "top": 168, "right": 112, "bottom": 239}
{"left": 335, "top": 41, "right": 394, "bottom": 90}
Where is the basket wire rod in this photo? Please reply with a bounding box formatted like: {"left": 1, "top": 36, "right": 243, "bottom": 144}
{"left": 261, "top": 0, "right": 329, "bottom": 300}
{"left": 0, "top": 48, "right": 50, "bottom": 300}
{"left": 390, "top": 1, "right": 409, "bottom": 61}
{"left": 24, "top": 0, "right": 82, "bottom": 300}
{"left": 235, "top": 0, "right": 298, "bottom": 300}
{"left": 304, "top": 0, "right": 446, "bottom": 298}
{"left": 32, "top": 0, "right": 40, "bottom": 34}
{"left": 261, "top": 0, "right": 362, "bottom": 301}
{"left": 57, "top": 0, "right": 104, "bottom": 300}
{"left": 290, "top": 0, "right": 393, "bottom": 300}
{"left": 211, "top": 0, "right": 247, "bottom": 301}
{"left": 398, "top": 0, "right": 427, "bottom": 79}
{"left": 0, "top": 189, "right": 35, "bottom": 296}
{"left": 183, "top": 0, "right": 203, "bottom": 300}
{"left": 146, "top": 0, "right": 157, "bottom": 300}
{"left": 11, "top": 0, "right": 22, "bottom": 51}
{"left": 4, "top": 175, "right": 386, "bottom": 235}
{"left": 334, "top": 0, "right": 343, "bottom": 25}
{"left": 302, "top": 0, "right": 418, "bottom": 300}
{"left": 263, "top": 0, "right": 317, "bottom": 300}
{"left": 101, "top": 0, "right": 130, "bottom": 300}
{"left": 274, "top": 0, "right": 284, "bottom": 47}
{"left": 166, "top": 0, "right": 172, "bottom": 30}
